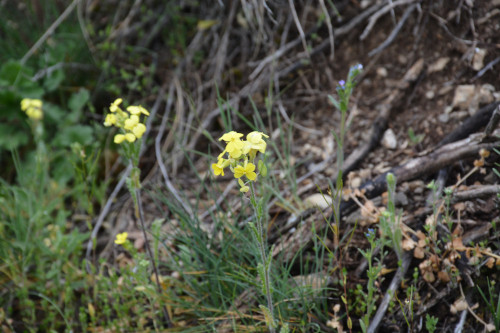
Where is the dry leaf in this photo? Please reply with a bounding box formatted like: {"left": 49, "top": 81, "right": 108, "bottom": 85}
{"left": 486, "top": 257, "right": 495, "bottom": 268}
{"left": 414, "top": 246, "right": 425, "bottom": 259}
{"left": 452, "top": 237, "right": 465, "bottom": 250}
{"left": 402, "top": 238, "right": 416, "bottom": 251}
{"left": 450, "top": 298, "right": 468, "bottom": 314}
{"left": 197, "top": 20, "right": 218, "bottom": 31}
{"left": 423, "top": 271, "right": 435, "bottom": 283}
{"left": 438, "top": 270, "right": 451, "bottom": 283}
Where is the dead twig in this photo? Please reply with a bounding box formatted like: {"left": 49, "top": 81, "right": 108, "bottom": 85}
{"left": 368, "top": 4, "right": 417, "bottom": 57}
{"left": 367, "top": 252, "right": 412, "bottom": 333}
{"left": 21, "top": 0, "right": 80, "bottom": 65}
{"left": 288, "top": 0, "right": 310, "bottom": 58}
{"left": 360, "top": 0, "right": 418, "bottom": 41}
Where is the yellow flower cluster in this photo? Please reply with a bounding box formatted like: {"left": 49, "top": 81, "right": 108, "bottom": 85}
{"left": 20, "top": 98, "right": 43, "bottom": 120}
{"left": 115, "top": 232, "right": 128, "bottom": 245}
{"left": 212, "top": 131, "right": 268, "bottom": 192}
{"left": 103, "top": 98, "right": 149, "bottom": 144}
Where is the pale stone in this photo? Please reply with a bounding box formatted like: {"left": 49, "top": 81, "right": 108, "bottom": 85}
{"left": 428, "top": 57, "right": 450, "bottom": 73}
{"left": 438, "top": 113, "right": 449, "bottom": 123}
{"left": 382, "top": 128, "right": 397, "bottom": 150}
{"left": 452, "top": 85, "right": 476, "bottom": 109}
{"left": 478, "top": 84, "right": 495, "bottom": 104}
{"left": 303, "top": 193, "right": 332, "bottom": 210}
{"left": 376, "top": 67, "right": 388, "bottom": 77}
{"left": 472, "top": 48, "right": 487, "bottom": 71}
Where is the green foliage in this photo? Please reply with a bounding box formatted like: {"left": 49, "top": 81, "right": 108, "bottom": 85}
{"left": 408, "top": 127, "right": 424, "bottom": 145}
{"left": 425, "top": 314, "right": 439, "bottom": 333}
{"left": 477, "top": 278, "right": 500, "bottom": 333}
{"left": 0, "top": 150, "right": 89, "bottom": 331}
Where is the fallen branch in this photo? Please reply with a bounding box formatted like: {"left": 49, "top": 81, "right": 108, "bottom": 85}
{"left": 340, "top": 101, "right": 500, "bottom": 217}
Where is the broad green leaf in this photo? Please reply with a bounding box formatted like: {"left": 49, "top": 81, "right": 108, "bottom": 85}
{"left": 68, "top": 89, "right": 89, "bottom": 113}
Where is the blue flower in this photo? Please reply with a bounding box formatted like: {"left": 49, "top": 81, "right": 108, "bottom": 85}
{"left": 365, "top": 228, "right": 375, "bottom": 238}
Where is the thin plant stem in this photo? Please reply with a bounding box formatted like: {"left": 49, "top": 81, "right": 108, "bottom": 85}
{"left": 249, "top": 181, "right": 275, "bottom": 333}
{"left": 136, "top": 187, "right": 172, "bottom": 328}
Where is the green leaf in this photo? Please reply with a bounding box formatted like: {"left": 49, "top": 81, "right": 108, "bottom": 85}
{"left": 0, "top": 123, "right": 28, "bottom": 150}
{"left": 44, "top": 68, "right": 65, "bottom": 92}
{"left": 43, "top": 103, "right": 65, "bottom": 122}
{"left": 0, "top": 60, "right": 22, "bottom": 84}
{"left": 359, "top": 319, "right": 367, "bottom": 333}
{"left": 52, "top": 125, "right": 94, "bottom": 147}
{"left": 257, "top": 263, "right": 266, "bottom": 294}
{"left": 328, "top": 94, "right": 341, "bottom": 110}
{"left": 258, "top": 160, "right": 268, "bottom": 177}
{"left": 68, "top": 89, "right": 90, "bottom": 113}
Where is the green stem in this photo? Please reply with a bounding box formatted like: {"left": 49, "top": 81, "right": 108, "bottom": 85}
{"left": 135, "top": 187, "right": 172, "bottom": 328}
{"left": 250, "top": 182, "right": 275, "bottom": 333}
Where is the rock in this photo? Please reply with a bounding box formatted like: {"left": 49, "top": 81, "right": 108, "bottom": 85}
{"left": 350, "top": 177, "right": 362, "bottom": 188}
{"left": 472, "top": 48, "right": 487, "bottom": 71}
{"left": 452, "top": 85, "right": 475, "bottom": 109}
{"left": 452, "top": 111, "right": 470, "bottom": 120}
{"left": 428, "top": 57, "right": 450, "bottom": 73}
{"left": 303, "top": 193, "right": 332, "bottom": 210}
{"left": 376, "top": 67, "right": 388, "bottom": 77}
{"left": 382, "top": 128, "right": 397, "bottom": 150}
{"left": 438, "top": 113, "right": 449, "bottom": 123}
{"left": 478, "top": 84, "right": 495, "bottom": 104}
{"left": 438, "top": 85, "right": 454, "bottom": 96}
{"left": 425, "top": 90, "right": 435, "bottom": 99}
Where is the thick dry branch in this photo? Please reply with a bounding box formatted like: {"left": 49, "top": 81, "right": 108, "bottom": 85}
{"left": 342, "top": 134, "right": 500, "bottom": 216}
{"left": 340, "top": 101, "right": 500, "bottom": 217}
{"left": 451, "top": 185, "right": 500, "bottom": 203}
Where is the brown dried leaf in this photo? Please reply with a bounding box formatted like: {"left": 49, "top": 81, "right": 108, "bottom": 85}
{"left": 486, "top": 257, "right": 495, "bottom": 268}
{"left": 416, "top": 230, "right": 426, "bottom": 240}
{"left": 438, "top": 270, "right": 451, "bottom": 283}
{"left": 414, "top": 246, "right": 425, "bottom": 259}
{"left": 474, "top": 159, "right": 485, "bottom": 167}
{"left": 422, "top": 271, "right": 435, "bottom": 283}
{"left": 403, "top": 238, "right": 416, "bottom": 251}
{"left": 452, "top": 237, "right": 465, "bottom": 250}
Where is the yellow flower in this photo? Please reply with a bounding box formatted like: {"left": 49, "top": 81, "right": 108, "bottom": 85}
{"left": 105, "top": 100, "right": 150, "bottom": 144}
{"left": 234, "top": 162, "right": 257, "bottom": 181}
{"left": 109, "top": 98, "right": 123, "bottom": 112}
{"left": 243, "top": 131, "right": 268, "bottom": 157}
{"left": 212, "top": 158, "right": 230, "bottom": 176}
{"left": 212, "top": 163, "right": 225, "bottom": 176}
{"left": 125, "top": 133, "right": 136, "bottom": 142}
{"left": 124, "top": 115, "right": 139, "bottom": 130}
{"left": 132, "top": 123, "right": 146, "bottom": 138}
{"left": 20, "top": 98, "right": 43, "bottom": 120}
{"left": 219, "top": 131, "right": 245, "bottom": 158}
{"left": 127, "top": 105, "right": 150, "bottom": 116}
{"left": 115, "top": 232, "right": 128, "bottom": 245}
{"left": 238, "top": 178, "right": 249, "bottom": 192}
{"left": 219, "top": 131, "right": 243, "bottom": 142}
{"left": 104, "top": 113, "right": 117, "bottom": 127}
{"left": 114, "top": 134, "right": 126, "bottom": 144}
